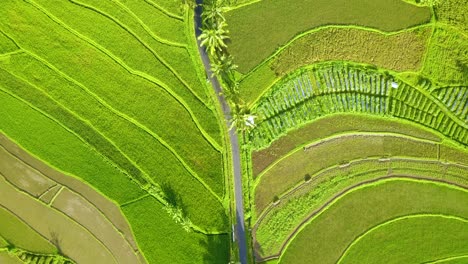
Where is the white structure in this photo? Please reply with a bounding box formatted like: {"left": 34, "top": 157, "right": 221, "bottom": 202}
{"left": 245, "top": 115, "right": 255, "bottom": 127}
{"left": 391, "top": 82, "right": 399, "bottom": 89}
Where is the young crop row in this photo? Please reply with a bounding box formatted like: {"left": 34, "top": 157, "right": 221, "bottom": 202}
{"left": 389, "top": 82, "right": 467, "bottom": 144}
{"left": 433, "top": 86, "right": 468, "bottom": 123}
{"left": 250, "top": 64, "right": 467, "bottom": 149}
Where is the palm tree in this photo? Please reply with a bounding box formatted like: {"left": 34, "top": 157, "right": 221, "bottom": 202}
{"left": 198, "top": 21, "right": 229, "bottom": 56}
{"left": 211, "top": 54, "right": 238, "bottom": 80}
{"left": 202, "top": 3, "right": 226, "bottom": 26}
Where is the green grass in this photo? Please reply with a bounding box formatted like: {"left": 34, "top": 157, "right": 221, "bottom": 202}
{"left": 0, "top": 0, "right": 222, "bottom": 148}
{"left": 252, "top": 113, "right": 441, "bottom": 175}
{"left": 226, "top": 0, "right": 431, "bottom": 73}
{"left": 0, "top": 31, "right": 17, "bottom": 54}
{"left": 0, "top": 206, "right": 57, "bottom": 254}
{"left": 338, "top": 215, "right": 468, "bottom": 264}
{"left": 0, "top": 0, "right": 228, "bottom": 231}
{"left": 434, "top": 0, "right": 468, "bottom": 34}
{"left": 277, "top": 179, "right": 468, "bottom": 263}
{"left": 422, "top": 26, "right": 468, "bottom": 86}
{"left": 0, "top": 89, "right": 145, "bottom": 204}
{"left": 122, "top": 196, "right": 229, "bottom": 264}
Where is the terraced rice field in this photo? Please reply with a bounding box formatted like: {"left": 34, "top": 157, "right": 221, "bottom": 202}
{"left": 0, "top": 0, "right": 229, "bottom": 263}
{"left": 225, "top": 0, "right": 431, "bottom": 73}
{"left": 1, "top": 0, "right": 467, "bottom": 263}
{"left": 227, "top": 0, "right": 468, "bottom": 262}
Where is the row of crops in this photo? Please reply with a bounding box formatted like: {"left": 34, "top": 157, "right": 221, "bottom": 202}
{"left": 250, "top": 64, "right": 468, "bottom": 148}
{"left": 433, "top": 86, "right": 468, "bottom": 123}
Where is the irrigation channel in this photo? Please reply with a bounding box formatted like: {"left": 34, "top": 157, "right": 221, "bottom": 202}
{"left": 194, "top": 1, "right": 249, "bottom": 263}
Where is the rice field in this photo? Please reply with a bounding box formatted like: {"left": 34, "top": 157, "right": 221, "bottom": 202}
{"left": 276, "top": 179, "right": 468, "bottom": 263}
{"left": 1, "top": 0, "right": 467, "bottom": 263}
{"left": 225, "top": 0, "right": 431, "bottom": 73}
{"left": 0, "top": 0, "right": 230, "bottom": 263}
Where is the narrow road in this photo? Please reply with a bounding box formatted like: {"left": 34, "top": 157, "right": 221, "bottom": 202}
{"left": 194, "top": 2, "right": 248, "bottom": 263}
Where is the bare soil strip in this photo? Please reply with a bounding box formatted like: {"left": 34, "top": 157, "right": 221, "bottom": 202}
{"left": 0, "top": 175, "right": 116, "bottom": 263}
{"left": 51, "top": 187, "right": 139, "bottom": 263}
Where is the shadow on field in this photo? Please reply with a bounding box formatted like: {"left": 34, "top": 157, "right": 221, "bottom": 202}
{"left": 199, "top": 234, "right": 230, "bottom": 264}
{"left": 161, "top": 183, "right": 188, "bottom": 217}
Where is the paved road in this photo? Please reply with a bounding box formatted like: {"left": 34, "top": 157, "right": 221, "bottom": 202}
{"left": 194, "top": 2, "right": 248, "bottom": 263}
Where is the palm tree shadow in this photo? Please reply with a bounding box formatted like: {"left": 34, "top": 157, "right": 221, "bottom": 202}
{"left": 199, "top": 234, "right": 230, "bottom": 264}
{"left": 161, "top": 183, "right": 188, "bottom": 218}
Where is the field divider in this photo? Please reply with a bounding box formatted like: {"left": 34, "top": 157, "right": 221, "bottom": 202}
{"left": 258, "top": 177, "right": 468, "bottom": 262}
{"left": 0, "top": 177, "right": 120, "bottom": 264}
{"left": 0, "top": 88, "right": 154, "bottom": 195}
{"left": 24, "top": 1, "right": 222, "bottom": 152}
{"left": 335, "top": 213, "right": 468, "bottom": 264}
{"left": 253, "top": 131, "right": 439, "bottom": 186}
{"left": 0, "top": 67, "right": 223, "bottom": 204}
{"left": 67, "top": 0, "right": 210, "bottom": 107}
{"left": 240, "top": 23, "right": 431, "bottom": 91}
{"left": 111, "top": 0, "right": 187, "bottom": 48}
{"left": 400, "top": 78, "right": 468, "bottom": 130}
{"left": 142, "top": 0, "right": 184, "bottom": 21}
{"left": 0, "top": 49, "right": 25, "bottom": 58}
{"left": 424, "top": 254, "right": 468, "bottom": 264}
{"left": 0, "top": 203, "right": 57, "bottom": 252}
{"left": 0, "top": 141, "right": 144, "bottom": 255}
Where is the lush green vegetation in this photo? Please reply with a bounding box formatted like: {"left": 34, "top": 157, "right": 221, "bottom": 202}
{"left": 0, "top": 89, "right": 145, "bottom": 204}
{"left": 225, "top": 0, "right": 431, "bottom": 72}
{"left": 122, "top": 196, "right": 229, "bottom": 264}
{"left": 338, "top": 215, "right": 468, "bottom": 264}
{"left": 277, "top": 179, "right": 468, "bottom": 263}
{"left": 0, "top": 0, "right": 230, "bottom": 262}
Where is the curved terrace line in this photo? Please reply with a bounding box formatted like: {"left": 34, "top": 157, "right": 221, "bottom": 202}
{"left": 0, "top": 144, "right": 142, "bottom": 254}
{"left": 0, "top": 88, "right": 145, "bottom": 190}
{"left": 250, "top": 63, "right": 468, "bottom": 145}
{"left": 0, "top": 49, "right": 24, "bottom": 58}
{"left": 4, "top": 64, "right": 223, "bottom": 202}
{"left": 0, "top": 37, "right": 224, "bottom": 199}
{"left": 239, "top": 23, "right": 432, "bottom": 86}
{"left": 258, "top": 177, "right": 468, "bottom": 261}
{"left": 67, "top": 0, "right": 208, "bottom": 106}
{"left": 0, "top": 175, "right": 120, "bottom": 264}
{"left": 143, "top": 0, "right": 184, "bottom": 21}
{"left": 22, "top": 1, "right": 222, "bottom": 152}
{"left": 425, "top": 255, "right": 468, "bottom": 264}
{"left": 336, "top": 214, "right": 468, "bottom": 264}
{"left": 254, "top": 131, "right": 439, "bottom": 185}
{"left": 0, "top": 83, "right": 223, "bottom": 205}
{"left": 111, "top": 0, "right": 187, "bottom": 47}
{"left": 254, "top": 158, "right": 468, "bottom": 225}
